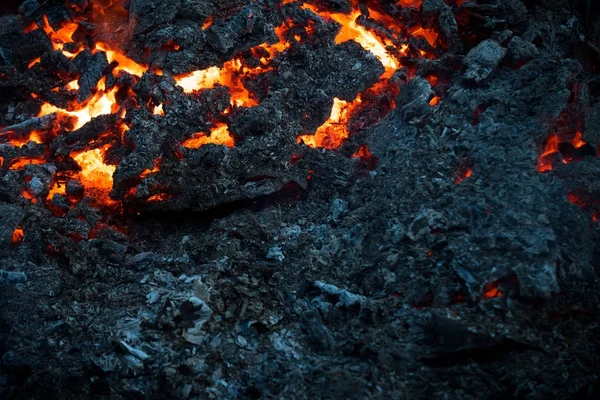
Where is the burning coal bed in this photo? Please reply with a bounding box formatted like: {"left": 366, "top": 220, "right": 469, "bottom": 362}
{"left": 2, "top": 0, "right": 600, "bottom": 398}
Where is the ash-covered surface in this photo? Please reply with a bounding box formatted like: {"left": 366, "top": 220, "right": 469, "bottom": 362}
{"left": 1, "top": 0, "right": 600, "bottom": 399}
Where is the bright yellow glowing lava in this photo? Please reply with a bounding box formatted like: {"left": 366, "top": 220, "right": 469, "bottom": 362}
{"left": 175, "top": 60, "right": 259, "bottom": 107}
{"left": 38, "top": 78, "right": 118, "bottom": 130}
{"left": 183, "top": 124, "right": 234, "bottom": 148}
{"left": 73, "top": 148, "right": 116, "bottom": 191}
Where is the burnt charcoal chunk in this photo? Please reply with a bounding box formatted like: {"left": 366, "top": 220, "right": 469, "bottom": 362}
{"left": 0, "top": 204, "right": 24, "bottom": 248}
{"left": 421, "top": 0, "right": 461, "bottom": 52}
{"left": 18, "top": 0, "right": 40, "bottom": 18}
{"left": 15, "top": 30, "right": 54, "bottom": 65}
{"left": 312, "top": 41, "right": 385, "bottom": 101}
{"left": 463, "top": 39, "right": 507, "bottom": 83}
{"left": 205, "top": 4, "right": 273, "bottom": 56}
{"left": 176, "top": 0, "right": 216, "bottom": 21}
{"left": 583, "top": 102, "right": 600, "bottom": 146}
{"left": 74, "top": 50, "right": 109, "bottom": 102}
{"left": 66, "top": 179, "right": 85, "bottom": 202}
{"left": 507, "top": 36, "right": 540, "bottom": 67}
{"left": 229, "top": 98, "right": 286, "bottom": 138}
{"left": 52, "top": 114, "right": 117, "bottom": 154}
{"left": 307, "top": 0, "right": 352, "bottom": 13}
{"left": 499, "top": 0, "right": 527, "bottom": 25}
{"left": 111, "top": 118, "right": 164, "bottom": 198}
{"left": 396, "top": 77, "right": 433, "bottom": 121}
{"left": 128, "top": 0, "right": 182, "bottom": 35}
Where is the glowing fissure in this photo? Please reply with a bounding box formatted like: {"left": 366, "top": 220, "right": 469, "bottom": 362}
{"left": 15, "top": 0, "right": 438, "bottom": 208}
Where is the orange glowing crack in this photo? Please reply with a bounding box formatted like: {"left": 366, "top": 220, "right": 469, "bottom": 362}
{"left": 454, "top": 167, "right": 472, "bottom": 184}
{"left": 175, "top": 61, "right": 260, "bottom": 107}
{"left": 297, "top": 98, "right": 357, "bottom": 149}
{"left": 95, "top": 43, "right": 148, "bottom": 77}
{"left": 301, "top": 3, "right": 399, "bottom": 77}
{"left": 537, "top": 132, "right": 586, "bottom": 173}
{"left": 482, "top": 281, "right": 502, "bottom": 299}
{"left": 8, "top": 157, "right": 46, "bottom": 170}
{"left": 38, "top": 77, "right": 119, "bottom": 130}
{"left": 40, "top": 15, "right": 81, "bottom": 58}
{"left": 182, "top": 124, "right": 234, "bottom": 149}
{"left": 8, "top": 130, "right": 43, "bottom": 147}
{"left": 47, "top": 181, "right": 66, "bottom": 201}
{"left": 28, "top": 57, "right": 41, "bottom": 68}
{"left": 410, "top": 27, "right": 438, "bottom": 47}
{"left": 174, "top": 23, "right": 291, "bottom": 107}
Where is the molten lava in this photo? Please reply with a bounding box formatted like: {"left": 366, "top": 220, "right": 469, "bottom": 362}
{"left": 15, "top": 0, "right": 438, "bottom": 211}
{"left": 301, "top": 3, "right": 398, "bottom": 77}
{"left": 11, "top": 227, "right": 24, "bottom": 245}
{"left": 183, "top": 124, "right": 234, "bottom": 149}
{"left": 298, "top": 98, "right": 356, "bottom": 149}
{"left": 174, "top": 22, "right": 292, "bottom": 107}
{"left": 38, "top": 78, "right": 119, "bottom": 130}
{"left": 95, "top": 43, "right": 148, "bottom": 77}
{"left": 40, "top": 15, "right": 80, "bottom": 57}
{"left": 73, "top": 148, "right": 116, "bottom": 194}
{"left": 537, "top": 132, "right": 587, "bottom": 173}
{"left": 175, "top": 62, "right": 260, "bottom": 107}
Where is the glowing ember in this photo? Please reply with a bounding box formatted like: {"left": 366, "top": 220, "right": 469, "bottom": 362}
{"left": 410, "top": 27, "right": 439, "bottom": 47}
{"left": 9, "top": 130, "right": 43, "bottom": 147}
{"left": 47, "top": 182, "right": 66, "bottom": 201}
{"left": 40, "top": 15, "right": 80, "bottom": 58}
{"left": 8, "top": 157, "right": 45, "bottom": 170}
{"left": 429, "top": 96, "right": 440, "bottom": 106}
{"left": 352, "top": 144, "right": 378, "bottom": 169}
{"left": 482, "top": 281, "right": 502, "bottom": 299}
{"left": 298, "top": 98, "right": 357, "bottom": 149}
{"left": 397, "top": 0, "right": 423, "bottom": 8}
{"left": 537, "top": 132, "right": 587, "bottom": 173}
{"left": 140, "top": 159, "right": 161, "bottom": 178}
{"left": 28, "top": 57, "right": 41, "bottom": 68}
{"left": 153, "top": 104, "right": 165, "bottom": 116}
{"left": 202, "top": 16, "right": 214, "bottom": 30}
{"left": 183, "top": 124, "right": 234, "bottom": 149}
{"left": 302, "top": 4, "right": 399, "bottom": 77}
{"left": 454, "top": 167, "right": 473, "bottom": 184}
{"left": 38, "top": 77, "right": 119, "bottom": 130}
{"left": 95, "top": 43, "right": 147, "bottom": 77}
{"left": 73, "top": 148, "right": 116, "bottom": 193}
{"left": 175, "top": 61, "right": 260, "bottom": 107}
{"left": 11, "top": 227, "right": 24, "bottom": 245}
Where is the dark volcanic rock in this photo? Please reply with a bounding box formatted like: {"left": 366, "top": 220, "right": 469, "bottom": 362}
{"left": 463, "top": 39, "right": 507, "bottom": 83}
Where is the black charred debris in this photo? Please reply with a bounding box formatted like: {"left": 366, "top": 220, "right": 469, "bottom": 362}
{"left": 1, "top": 0, "right": 600, "bottom": 399}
